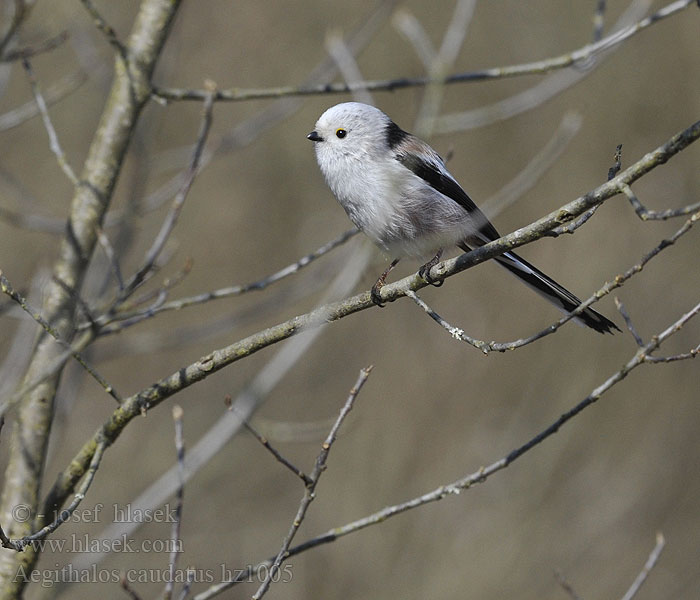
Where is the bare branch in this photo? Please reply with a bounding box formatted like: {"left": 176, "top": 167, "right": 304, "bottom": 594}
{"left": 154, "top": 0, "right": 692, "bottom": 103}
{"left": 549, "top": 143, "right": 621, "bottom": 237}
{"left": 244, "top": 421, "right": 312, "bottom": 486}
{"left": 433, "top": 0, "right": 651, "bottom": 133}
{"left": 120, "top": 574, "right": 144, "bottom": 600}
{"left": 622, "top": 183, "right": 700, "bottom": 221}
{"left": 93, "top": 229, "right": 357, "bottom": 332}
{"left": 0, "top": 1, "right": 184, "bottom": 593}
{"left": 78, "top": 0, "right": 129, "bottom": 61}
{"left": 615, "top": 298, "right": 644, "bottom": 347}
{"left": 251, "top": 366, "right": 372, "bottom": 599}
{"left": 0, "top": 438, "right": 107, "bottom": 551}
{"left": 644, "top": 344, "right": 699, "bottom": 363}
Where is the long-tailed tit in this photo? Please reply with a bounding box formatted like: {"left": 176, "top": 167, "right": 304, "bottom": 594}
{"left": 307, "top": 102, "right": 618, "bottom": 334}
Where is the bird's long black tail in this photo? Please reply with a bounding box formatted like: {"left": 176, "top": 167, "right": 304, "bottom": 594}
{"left": 462, "top": 244, "right": 619, "bottom": 334}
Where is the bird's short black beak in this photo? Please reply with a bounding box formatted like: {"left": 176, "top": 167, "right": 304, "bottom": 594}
{"left": 307, "top": 131, "right": 323, "bottom": 142}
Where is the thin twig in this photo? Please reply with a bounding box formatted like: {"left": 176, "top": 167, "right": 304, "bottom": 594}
{"left": 620, "top": 533, "right": 666, "bottom": 600}
{"left": 78, "top": 0, "right": 129, "bottom": 60}
{"left": 644, "top": 344, "right": 699, "bottom": 364}
{"left": 1, "top": 31, "right": 69, "bottom": 62}
{"left": 120, "top": 574, "right": 144, "bottom": 600}
{"left": 622, "top": 183, "right": 700, "bottom": 220}
{"left": 96, "top": 228, "right": 125, "bottom": 291}
{"left": 550, "top": 142, "right": 622, "bottom": 237}
{"left": 177, "top": 570, "right": 196, "bottom": 600}
{"left": 92, "top": 229, "right": 358, "bottom": 332}
{"left": 608, "top": 144, "right": 623, "bottom": 180}
{"left": 120, "top": 82, "right": 216, "bottom": 300}
{"left": 163, "top": 405, "right": 186, "bottom": 600}
{"left": 154, "top": 0, "right": 693, "bottom": 102}
{"left": 0, "top": 438, "right": 107, "bottom": 551}
{"left": 117, "top": 258, "right": 192, "bottom": 313}
{"left": 0, "top": 272, "right": 121, "bottom": 406}
{"left": 244, "top": 421, "right": 312, "bottom": 485}
{"left": 22, "top": 58, "right": 79, "bottom": 185}
{"left": 406, "top": 210, "right": 699, "bottom": 353}
{"left": 251, "top": 366, "right": 372, "bottom": 599}
{"left": 615, "top": 298, "right": 644, "bottom": 346}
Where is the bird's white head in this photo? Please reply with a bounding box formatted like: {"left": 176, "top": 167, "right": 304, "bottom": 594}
{"left": 307, "top": 102, "right": 393, "bottom": 164}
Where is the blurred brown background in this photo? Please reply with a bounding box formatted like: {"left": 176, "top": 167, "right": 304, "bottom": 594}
{"left": 0, "top": 1, "right": 699, "bottom": 598}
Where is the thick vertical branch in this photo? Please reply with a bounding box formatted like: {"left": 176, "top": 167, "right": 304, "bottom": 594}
{"left": 0, "top": 1, "right": 182, "bottom": 596}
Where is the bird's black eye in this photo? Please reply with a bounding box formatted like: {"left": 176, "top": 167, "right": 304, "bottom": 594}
{"left": 335, "top": 128, "right": 347, "bottom": 139}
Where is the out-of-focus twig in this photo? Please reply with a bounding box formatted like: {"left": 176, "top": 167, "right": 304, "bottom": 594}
{"left": 0, "top": 69, "right": 87, "bottom": 133}
{"left": 163, "top": 405, "right": 186, "bottom": 600}
{"left": 21, "top": 58, "right": 79, "bottom": 185}
{"left": 620, "top": 533, "right": 666, "bottom": 600}
{"left": 482, "top": 112, "right": 583, "bottom": 221}
{"left": 1, "top": 31, "right": 69, "bottom": 62}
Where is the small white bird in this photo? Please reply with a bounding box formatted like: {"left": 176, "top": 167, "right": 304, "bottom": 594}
{"left": 307, "top": 102, "right": 618, "bottom": 334}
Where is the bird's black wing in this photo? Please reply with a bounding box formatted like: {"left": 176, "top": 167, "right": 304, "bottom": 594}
{"left": 394, "top": 142, "right": 501, "bottom": 243}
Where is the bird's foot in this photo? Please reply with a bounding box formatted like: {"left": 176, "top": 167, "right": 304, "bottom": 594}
{"left": 418, "top": 249, "right": 444, "bottom": 287}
